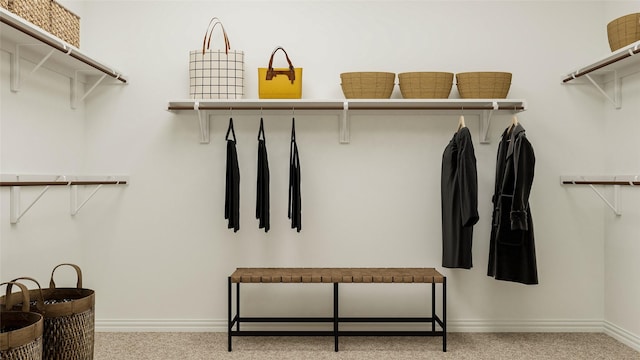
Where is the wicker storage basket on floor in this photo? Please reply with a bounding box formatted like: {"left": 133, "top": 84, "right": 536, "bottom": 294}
{"left": 2, "top": 264, "right": 95, "bottom": 360}
{"left": 607, "top": 13, "right": 640, "bottom": 52}
{"left": 340, "top": 72, "right": 395, "bottom": 99}
{"left": 398, "top": 72, "right": 453, "bottom": 99}
{"left": 1, "top": 282, "right": 44, "bottom": 360}
{"left": 50, "top": 0, "right": 79, "bottom": 47}
{"left": 1, "top": 0, "right": 51, "bottom": 31}
{"left": 456, "top": 72, "right": 512, "bottom": 99}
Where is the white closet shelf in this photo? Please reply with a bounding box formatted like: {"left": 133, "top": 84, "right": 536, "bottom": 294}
{"left": 0, "top": 174, "right": 129, "bottom": 224}
{"left": 167, "top": 99, "right": 527, "bottom": 144}
{"left": 561, "top": 40, "right": 640, "bottom": 108}
{"left": 561, "top": 175, "right": 639, "bottom": 216}
{"left": 1, "top": 8, "right": 127, "bottom": 108}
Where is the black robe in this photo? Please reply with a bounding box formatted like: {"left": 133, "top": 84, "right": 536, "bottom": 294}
{"left": 225, "top": 118, "right": 240, "bottom": 232}
{"left": 488, "top": 124, "right": 538, "bottom": 285}
{"left": 441, "top": 126, "right": 479, "bottom": 269}
{"left": 288, "top": 118, "right": 302, "bottom": 232}
{"left": 256, "top": 118, "right": 270, "bottom": 232}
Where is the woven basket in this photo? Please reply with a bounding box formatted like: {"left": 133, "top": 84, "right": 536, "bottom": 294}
{"left": 456, "top": 72, "right": 512, "bottom": 99}
{"left": 1, "top": 282, "right": 44, "bottom": 360}
{"left": 1, "top": 264, "right": 95, "bottom": 360}
{"left": 340, "top": 72, "right": 395, "bottom": 99}
{"left": 50, "top": 0, "right": 79, "bottom": 47}
{"left": 607, "top": 13, "right": 640, "bottom": 52}
{"left": 2, "top": 0, "right": 51, "bottom": 31}
{"left": 398, "top": 72, "right": 453, "bottom": 99}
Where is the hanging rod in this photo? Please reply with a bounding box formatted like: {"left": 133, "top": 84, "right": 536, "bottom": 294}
{"left": 1, "top": 180, "right": 127, "bottom": 186}
{"left": 0, "top": 9, "right": 127, "bottom": 84}
{"left": 562, "top": 42, "right": 640, "bottom": 83}
{"left": 560, "top": 175, "right": 640, "bottom": 186}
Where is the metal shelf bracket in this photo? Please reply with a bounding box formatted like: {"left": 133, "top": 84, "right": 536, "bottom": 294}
{"left": 9, "top": 184, "right": 52, "bottom": 224}
{"left": 340, "top": 101, "right": 350, "bottom": 144}
{"left": 478, "top": 102, "right": 499, "bottom": 144}
{"left": 583, "top": 71, "right": 621, "bottom": 109}
{"left": 193, "top": 101, "right": 211, "bottom": 144}
{"left": 71, "top": 71, "right": 108, "bottom": 109}
{"left": 10, "top": 44, "right": 55, "bottom": 92}
{"left": 70, "top": 184, "right": 103, "bottom": 216}
{"left": 560, "top": 175, "right": 640, "bottom": 216}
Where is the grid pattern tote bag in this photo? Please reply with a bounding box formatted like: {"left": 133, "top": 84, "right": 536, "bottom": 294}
{"left": 189, "top": 17, "right": 244, "bottom": 99}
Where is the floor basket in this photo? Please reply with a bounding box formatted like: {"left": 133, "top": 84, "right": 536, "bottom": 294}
{"left": 3, "top": 264, "right": 95, "bottom": 360}
{"left": 1, "top": 282, "right": 44, "bottom": 360}
{"left": 340, "top": 72, "right": 395, "bottom": 99}
{"left": 456, "top": 72, "right": 512, "bottom": 99}
{"left": 398, "top": 72, "right": 453, "bottom": 99}
{"left": 607, "top": 13, "right": 640, "bottom": 52}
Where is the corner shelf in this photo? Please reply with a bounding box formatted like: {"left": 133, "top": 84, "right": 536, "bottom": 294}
{"left": 0, "top": 174, "right": 129, "bottom": 224}
{"left": 167, "top": 99, "right": 527, "bottom": 144}
{"left": 0, "top": 8, "right": 128, "bottom": 108}
{"left": 561, "top": 40, "right": 640, "bottom": 108}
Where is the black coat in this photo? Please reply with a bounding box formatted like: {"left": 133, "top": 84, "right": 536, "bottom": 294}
{"left": 288, "top": 118, "right": 302, "bottom": 232}
{"left": 441, "top": 127, "right": 479, "bottom": 269}
{"left": 225, "top": 118, "right": 240, "bottom": 232}
{"left": 256, "top": 119, "right": 270, "bottom": 232}
{"left": 487, "top": 124, "right": 538, "bottom": 285}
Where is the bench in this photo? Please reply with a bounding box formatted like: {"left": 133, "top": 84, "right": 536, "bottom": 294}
{"left": 227, "top": 267, "right": 447, "bottom": 352}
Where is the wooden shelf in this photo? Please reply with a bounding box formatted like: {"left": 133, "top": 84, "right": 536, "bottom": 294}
{"left": 167, "top": 99, "right": 527, "bottom": 144}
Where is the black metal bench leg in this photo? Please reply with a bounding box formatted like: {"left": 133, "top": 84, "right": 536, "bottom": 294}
{"left": 228, "top": 277, "right": 232, "bottom": 352}
{"left": 236, "top": 282, "right": 241, "bottom": 331}
{"left": 443, "top": 276, "right": 447, "bottom": 352}
{"left": 334, "top": 282, "right": 339, "bottom": 352}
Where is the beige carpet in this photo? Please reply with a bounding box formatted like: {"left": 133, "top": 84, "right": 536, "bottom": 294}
{"left": 94, "top": 332, "right": 639, "bottom": 359}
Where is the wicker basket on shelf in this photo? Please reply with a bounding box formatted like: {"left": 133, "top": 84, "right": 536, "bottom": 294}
{"left": 398, "top": 72, "right": 453, "bottom": 99}
{"left": 50, "top": 0, "right": 80, "bottom": 47}
{"left": 1, "top": 0, "right": 51, "bottom": 31}
{"left": 456, "top": 72, "right": 511, "bottom": 99}
{"left": 340, "top": 72, "right": 395, "bottom": 99}
{"left": 607, "top": 13, "right": 640, "bottom": 52}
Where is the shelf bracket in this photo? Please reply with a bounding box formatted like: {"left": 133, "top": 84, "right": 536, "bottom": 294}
{"left": 71, "top": 71, "right": 108, "bottom": 109}
{"left": 339, "top": 101, "right": 350, "bottom": 144}
{"left": 70, "top": 184, "right": 104, "bottom": 216}
{"left": 478, "top": 102, "right": 498, "bottom": 144}
{"left": 9, "top": 185, "right": 52, "bottom": 224}
{"left": 588, "top": 184, "right": 622, "bottom": 216}
{"left": 10, "top": 44, "right": 55, "bottom": 92}
{"left": 193, "top": 101, "right": 211, "bottom": 144}
{"left": 584, "top": 72, "right": 621, "bottom": 109}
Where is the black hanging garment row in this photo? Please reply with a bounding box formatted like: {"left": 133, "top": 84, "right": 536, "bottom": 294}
{"left": 256, "top": 118, "right": 270, "bottom": 232}
{"left": 225, "top": 118, "right": 240, "bottom": 232}
{"left": 288, "top": 118, "right": 302, "bottom": 232}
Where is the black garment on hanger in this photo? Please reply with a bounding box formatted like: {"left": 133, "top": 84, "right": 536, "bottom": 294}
{"left": 488, "top": 123, "right": 538, "bottom": 285}
{"left": 288, "top": 118, "right": 302, "bottom": 232}
{"left": 441, "top": 126, "right": 479, "bottom": 269}
{"left": 225, "top": 118, "right": 240, "bottom": 232}
{"left": 256, "top": 118, "right": 270, "bottom": 232}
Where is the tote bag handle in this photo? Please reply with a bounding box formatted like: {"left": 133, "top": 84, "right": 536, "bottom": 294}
{"left": 266, "top": 46, "right": 296, "bottom": 83}
{"left": 202, "top": 17, "right": 230, "bottom": 55}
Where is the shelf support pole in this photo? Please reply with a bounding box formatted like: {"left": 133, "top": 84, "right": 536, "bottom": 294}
{"left": 339, "top": 101, "right": 350, "bottom": 144}
{"left": 70, "top": 184, "right": 104, "bottom": 216}
{"left": 584, "top": 72, "right": 621, "bottom": 109}
{"left": 9, "top": 185, "right": 52, "bottom": 224}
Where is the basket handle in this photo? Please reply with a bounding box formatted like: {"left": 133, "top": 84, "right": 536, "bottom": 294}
{"left": 49, "top": 263, "right": 83, "bottom": 289}
{"left": 266, "top": 46, "right": 296, "bottom": 84}
{"left": 0, "top": 281, "right": 30, "bottom": 312}
{"left": 8, "top": 277, "right": 46, "bottom": 312}
{"left": 202, "top": 17, "right": 230, "bottom": 55}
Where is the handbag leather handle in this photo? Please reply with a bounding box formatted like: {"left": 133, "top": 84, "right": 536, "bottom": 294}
{"left": 1, "top": 281, "right": 30, "bottom": 312}
{"left": 266, "top": 46, "right": 296, "bottom": 84}
{"left": 202, "top": 17, "right": 230, "bottom": 55}
{"left": 49, "top": 263, "right": 83, "bottom": 289}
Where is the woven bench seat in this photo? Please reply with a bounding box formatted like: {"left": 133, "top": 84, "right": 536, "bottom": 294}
{"left": 230, "top": 267, "right": 444, "bottom": 284}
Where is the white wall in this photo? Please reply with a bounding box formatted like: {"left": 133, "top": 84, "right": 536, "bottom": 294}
{"left": 1, "top": 0, "right": 636, "bottom": 345}
{"left": 601, "top": 2, "right": 640, "bottom": 347}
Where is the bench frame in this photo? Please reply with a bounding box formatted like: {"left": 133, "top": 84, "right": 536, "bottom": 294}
{"left": 227, "top": 268, "right": 447, "bottom": 352}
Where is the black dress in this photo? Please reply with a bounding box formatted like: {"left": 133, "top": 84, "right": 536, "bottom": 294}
{"left": 288, "top": 118, "right": 302, "bottom": 232}
{"left": 487, "top": 124, "right": 538, "bottom": 285}
{"left": 441, "top": 126, "right": 479, "bottom": 269}
{"left": 224, "top": 118, "right": 240, "bottom": 232}
{"left": 256, "top": 118, "right": 270, "bottom": 232}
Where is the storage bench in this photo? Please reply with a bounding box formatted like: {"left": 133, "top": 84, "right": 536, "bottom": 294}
{"left": 228, "top": 267, "right": 447, "bottom": 352}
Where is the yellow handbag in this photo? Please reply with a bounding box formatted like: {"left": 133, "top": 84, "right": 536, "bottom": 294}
{"left": 258, "top": 47, "right": 302, "bottom": 99}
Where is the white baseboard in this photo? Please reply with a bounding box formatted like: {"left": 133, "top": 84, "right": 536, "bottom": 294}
{"left": 604, "top": 321, "right": 640, "bottom": 352}
{"left": 96, "top": 318, "right": 604, "bottom": 333}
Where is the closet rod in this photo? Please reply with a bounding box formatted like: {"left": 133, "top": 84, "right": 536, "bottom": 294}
{"left": 562, "top": 45, "right": 640, "bottom": 83}
{"left": 167, "top": 105, "right": 525, "bottom": 111}
{"left": 0, "top": 16, "right": 127, "bottom": 84}
{"left": 1, "top": 180, "right": 127, "bottom": 186}
{"left": 561, "top": 180, "right": 639, "bottom": 186}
